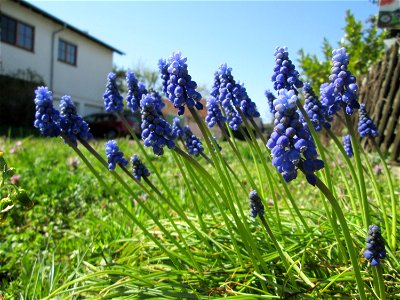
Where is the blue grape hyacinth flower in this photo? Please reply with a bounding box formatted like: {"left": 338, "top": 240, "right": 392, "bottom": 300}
{"left": 131, "top": 154, "right": 150, "bottom": 181}
{"left": 34, "top": 86, "right": 61, "bottom": 137}
{"left": 266, "top": 89, "right": 324, "bottom": 185}
{"left": 126, "top": 70, "right": 147, "bottom": 113}
{"left": 238, "top": 82, "right": 260, "bottom": 119}
{"left": 158, "top": 51, "right": 202, "bottom": 115}
{"left": 249, "top": 190, "right": 264, "bottom": 218}
{"left": 141, "top": 94, "right": 176, "bottom": 156}
{"left": 343, "top": 135, "right": 353, "bottom": 158}
{"left": 210, "top": 64, "right": 244, "bottom": 130}
{"left": 364, "top": 225, "right": 386, "bottom": 266}
{"left": 271, "top": 47, "right": 303, "bottom": 92}
{"left": 301, "top": 83, "right": 328, "bottom": 132}
{"left": 59, "top": 95, "right": 92, "bottom": 146}
{"left": 150, "top": 90, "right": 165, "bottom": 116}
{"left": 358, "top": 104, "right": 378, "bottom": 138}
{"left": 105, "top": 140, "right": 129, "bottom": 171}
{"left": 183, "top": 125, "right": 204, "bottom": 157}
{"left": 171, "top": 117, "right": 184, "bottom": 139}
{"left": 205, "top": 96, "right": 226, "bottom": 128}
{"left": 265, "top": 89, "right": 276, "bottom": 114}
{"left": 320, "top": 47, "right": 360, "bottom": 117}
{"left": 103, "top": 72, "right": 124, "bottom": 113}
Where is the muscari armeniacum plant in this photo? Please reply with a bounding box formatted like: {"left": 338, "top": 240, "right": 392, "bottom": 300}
{"left": 31, "top": 46, "right": 394, "bottom": 298}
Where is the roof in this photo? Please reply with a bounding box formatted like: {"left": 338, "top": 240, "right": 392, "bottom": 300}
{"left": 12, "top": 0, "right": 124, "bottom": 55}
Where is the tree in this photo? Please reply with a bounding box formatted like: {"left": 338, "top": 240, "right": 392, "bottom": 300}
{"left": 298, "top": 10, "right": 387, "bottom": 93}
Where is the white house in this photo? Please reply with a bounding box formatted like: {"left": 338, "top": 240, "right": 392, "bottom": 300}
{"left": 0, "top": 0, "right": 124, "bottom": 116}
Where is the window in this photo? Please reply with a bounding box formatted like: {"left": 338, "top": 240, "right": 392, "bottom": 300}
{"left": 1, "top": 14, "right": 34, "bottom": 51}
{"left": 58, "top": 39, "right": 77, "bottom": 66}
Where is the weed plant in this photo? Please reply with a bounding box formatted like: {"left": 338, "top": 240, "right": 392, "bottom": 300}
{"left": 1, "top": 47, "right": 399, "bottom": 299}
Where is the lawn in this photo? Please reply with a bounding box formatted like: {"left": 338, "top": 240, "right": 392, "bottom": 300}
{"left": 1, "top": 134, "right": 399, "bottom": 299}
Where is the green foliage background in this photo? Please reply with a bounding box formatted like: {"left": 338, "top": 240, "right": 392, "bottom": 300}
{"left": 298, "top": 10, "right": 386, "bottom": 93}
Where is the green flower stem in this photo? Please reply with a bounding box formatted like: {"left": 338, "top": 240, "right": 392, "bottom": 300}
{"left": 186, "top": 108, "right": 280, "bottom": 280}
{"left": 239, "top": 110, "right": 310, "bottom": 232}
{"left": 297, "top": 102, "right": 333, "bottom": 192}
{"left": 325, "top": 150, "right": 358, "bottom": 217}
{"left": 371, "top": 139, "right": 396, "bottom": 251}
{"left": 360, "top": 150, "right": 390, "bottom": 246}
{"left": 302, "top": 167, "right": 367, "bottom": 300}
{"left": 375, "top": 265, "right": 387, "bottom": 300}
{"left": 118, "top": 162, "right": 214, "bottom": 253}
{"left": 325, "top": 128, "right": 362, "bottom": 224}
{"left": 249, "top": 117, "right": 268, "bottom": 146}
{"left": 344, "top": 113, "right": 371, "bottom": 229}
{"left": 118, "top": 113, "right": 175, "bottom": 200}
{"left": 78, "top": 138, "right": 202, "bottom": 271}
{"left": 63, "top": 136, "right": 183, "bottom": 269}
{"left": 259, "top": 214, "right": 315, "bottom": 288}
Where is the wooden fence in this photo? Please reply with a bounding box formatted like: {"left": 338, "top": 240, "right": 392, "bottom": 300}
{"left": 358, "top": 41, "right": 400, "bottom": 163}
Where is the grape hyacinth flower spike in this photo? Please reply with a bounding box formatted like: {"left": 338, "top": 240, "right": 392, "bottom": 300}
{"left": 33, "top": 86, "right": 61, "bottom": 137}
{"left": 105, "top": 140, "right": 129, "bottom": 171}
{"left": 265, "top": 89, "right": 276, "bottom": 114}
{"left": 59, "top": 95, "right": 92, "bottom": 146}
{"left": 301, "top": 83, "right": 327, "bottom": 132}
{"left": 320, "top": 47, "right": 360, "bottom": 117}
{"left": 131, "top": 154, "right": 150, "bottom": 181}
{"left": 126, "top": 70, "right": 147, "bottom": 113}
{"left": 266, "top": 89, "right": 324, "bottom": 185}
{"left": 271, "top": 47, "right": 303, "bottom": 92}
{"left": 343, "top": 135, "right": 353, "bottom": 158}
{"left": 205, "top": 96, "right": 226, "bottom": 128}
{"left": 249, "top": 190, "right": 264, "bottom": 218}
{"left": 158, "top": 51, "right": 203, "bottom": 115}
{"left": 103, "top": 72, "right": 124, "bottom": 112}
{"left": 364, "top": 225, "right": 386, "bottom": 266}
{"left": 141, "top": 94, "right": 176, "bottom": 156}
{"left": 171, "top": 117, "right": 184, "bottom": 139}
{"left": 210, "top": 64, "right": 243, "bottom": 130}
{"left": 238, "top": 82, "right": 260, "bottom": 119}
{"left": 358, "top": 104, "right": 378, "bottom": 138}
{"left": 183, "top": 125, "right": 204, "bottom": 157}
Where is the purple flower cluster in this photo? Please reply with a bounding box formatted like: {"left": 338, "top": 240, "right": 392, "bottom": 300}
{"left": 265, "top": 89, "right": 276, "bottom": 114}
{"left": 249, "top": 190, "right": 264, "bottom": 218}
{"left": 271, "top": 47, "right": 303, "bottom": 92}
{"left": 171, "top": 117, "right": 184, "bottom": 139}
{"left": 320, "top": 47, "right": 360, "bottom": 116}
{"left": 343, "top": 135, "right": 353, "bottom": 158}
{"left": 301, "top": 83, "right": 327, "bottom": 132}
{"left": 364, "top": 225, "right": 386, "bottom": 266}
{"left": 358, "top": 104, "right": 378, "bottom": 138}
{"left": 104, "top": 140, "right": 128, "bottom": 171}
{"left": 34, "top": 87, "right": 61, "bottom": 137}
{"left": 267, "top": 89, "right": 324, "bottom": 185}
{"left": 150, "top": 90, "right": 165, "bottom": 116}
{"left": 126, "top": 70, "right": 147, "bottom": 113}
{"left": 205, "top": 96, "right": 226, "bottom": 128}
{"left": 103, "top": 72, "right": 124, "bottom": 113}
{"left": 141, "top": 94, "right": 175, "bottom": 156}
{"left": 210, "top": 64, "right": 242, "bottom": 130}
{"left": 158, "top": 51, "right": 202, "bottom": 115}
{"left": 131, "top": 154, "right": 150, "bottom": 181}
{"left": 238, "top": 82, "right": 260, "bottom": 119}
{"left": 183, "top": 125, "right": 204, "bottom": 157}
{"left": 59, "top": 96, "right": 92, "bottom": 145}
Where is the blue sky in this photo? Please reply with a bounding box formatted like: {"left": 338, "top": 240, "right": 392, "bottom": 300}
{"left": 29, "top": 1, "right": 378, "bottom": 122}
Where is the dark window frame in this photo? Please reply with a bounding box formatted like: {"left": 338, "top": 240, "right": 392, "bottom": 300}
{"left": 0, "top": 13, "right": 35, "bottom": 52}
{"left": 58, "top": 38, "right": 77, "bottom": 66}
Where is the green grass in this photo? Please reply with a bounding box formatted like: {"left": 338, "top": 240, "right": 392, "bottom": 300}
{"left": 0, "top": 136, "right": 399, "bottom": 299}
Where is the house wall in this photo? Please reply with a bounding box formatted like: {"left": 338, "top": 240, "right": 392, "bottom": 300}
{"left": 0, "top": 0, "right": 113, "bottom": 116}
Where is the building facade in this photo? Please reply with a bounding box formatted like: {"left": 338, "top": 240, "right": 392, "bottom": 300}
{"left": 0, "top": 0, "right": 123, "bottom": 116}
